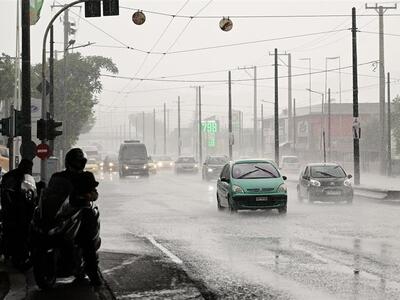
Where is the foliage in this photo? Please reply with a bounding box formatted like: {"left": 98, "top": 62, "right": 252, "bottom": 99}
{"left": 31, "top": 52, "right": 118, "bottom": 151}
{"left": 0, "top": 53, "right": 16, "bottom": 104}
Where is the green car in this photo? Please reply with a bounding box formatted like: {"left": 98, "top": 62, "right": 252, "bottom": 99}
{"left": 216, "top": 159, "right": 288, "bottom": 214}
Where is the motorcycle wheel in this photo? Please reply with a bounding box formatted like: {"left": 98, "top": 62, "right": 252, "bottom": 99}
{"left": 33, "top": 249, "right": 57, "bottom": 290}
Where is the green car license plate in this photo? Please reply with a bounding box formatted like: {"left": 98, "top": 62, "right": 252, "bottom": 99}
{"left": 256, "top": 196, "right": 268, "bottom": 201}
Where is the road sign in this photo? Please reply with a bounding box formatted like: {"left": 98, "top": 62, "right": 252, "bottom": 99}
{"left": 36, "top": 143, "right": 51, "bottom": 160}
{"left": 36, "top": 80, "right": 50, "bottom": 95}
{"left": 20, "top": 141, "right": 37, "bottom": 160}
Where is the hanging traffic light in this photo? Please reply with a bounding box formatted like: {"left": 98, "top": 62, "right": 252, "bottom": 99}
{"left": 0, "top": 117, "right": 11, "bottom": 137}
{"left": 47, "top": 119, "right": 63, "bottom": 140}
{"left": 85, "top": 0, "right": 101, "bottom": 18}
{"left": 103, "top": 0, "right": 119, "bottom": 16}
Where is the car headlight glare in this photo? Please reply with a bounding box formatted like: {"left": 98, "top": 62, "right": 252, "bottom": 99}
{"left": 277, "top": 183, "right": 287, "bottom": 193}
{"left": 310, "top": 179, "right": 321, "bottom": 187}
{"left": 207, "top": 168, "right": 213, "bottom": 172}
{"left": 100, "top": 162, "right": 104, "bottom": 167}
{"left": 194, "top": 164, "right": 198, "bottom": 168}
{"left": 109, "top": 162, "right": 114, "bottom": 167}
{"left": 344, "top": 179, "right": 352, "bottom": 187}
{"left": 124, "top": 165, "right": 129, "bottom": 170}
{"left": 143, "top": 165, "right": 148, "bottom": 169}
{"left": 158, "top": 162, "right": 162, "bottom": 167}
{"left": 170, "top": 162, "right": 173, "bottom": 166}
{"left": 232, "top": 185, "right": 244, "bottom": 194}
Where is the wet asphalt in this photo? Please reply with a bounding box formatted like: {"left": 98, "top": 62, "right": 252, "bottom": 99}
{"left": 96, "top": 170, "right": 400, "bottom": 300}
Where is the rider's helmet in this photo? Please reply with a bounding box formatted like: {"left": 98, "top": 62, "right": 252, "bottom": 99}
{"left": 65, "top": 148, "right": 87, "bottom": 171}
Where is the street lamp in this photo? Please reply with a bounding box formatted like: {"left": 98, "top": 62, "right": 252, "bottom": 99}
{"left": 299, "top": 58, "right": 312, "bottom": 114}
{"left": 326, "top": 56, "right": 342, "bottom": 104}
{"left": 306, "top": 88, "right": 326, "bottom": 163}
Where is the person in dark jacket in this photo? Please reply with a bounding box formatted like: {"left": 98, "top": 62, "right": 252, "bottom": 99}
{"left": 0, "top": 159, "right": 34, "bottom": 270}
{"left": 45, "top": 148, "right": 102, "bottom": 286}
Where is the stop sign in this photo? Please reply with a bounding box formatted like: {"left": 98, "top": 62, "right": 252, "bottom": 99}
{"left": 36, "top": 143, "right": 51, "bottom": 160}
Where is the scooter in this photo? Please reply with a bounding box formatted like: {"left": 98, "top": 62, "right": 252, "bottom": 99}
{"left": 31, "top": 195, "right": 100, "bottom": 290}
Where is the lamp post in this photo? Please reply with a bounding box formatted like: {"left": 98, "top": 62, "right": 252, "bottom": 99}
{"left": 300, "top": 58, "right": 312, "bottom": 114}
{"left": 307, "top": 88, "right": 326, "bottom": 162}
{"left": 326, "top": 56, "right": 342, "bottom": 104}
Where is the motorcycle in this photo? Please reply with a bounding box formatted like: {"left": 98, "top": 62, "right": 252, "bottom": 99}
{"left": 31, "top": 192, "right": 100, "bottom": 290}
{"left": 0, "top": 174, "right": 37, "bottom": 269}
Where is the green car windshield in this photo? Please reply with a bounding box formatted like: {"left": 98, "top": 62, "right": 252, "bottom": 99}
{"left": 232, "top": 162, "right": 279, "bottom": 179}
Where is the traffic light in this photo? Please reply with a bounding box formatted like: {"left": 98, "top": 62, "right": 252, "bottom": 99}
{"left": 47, "top": 119, "right": 62, "bottom": 140}
{"left": 37, "top": 119, "right": 47, "bottom": 140}
{"left": 103, "top": 0, "right": 119, "bottom": 16}
{"left": 85, "top": 0, "right": 101, "bottom": 18}
{"left": 0, "top": 118, "right": 11, "bottom": 137}
{"left": 14, "top": 109, "right": 23, "bottom": 137}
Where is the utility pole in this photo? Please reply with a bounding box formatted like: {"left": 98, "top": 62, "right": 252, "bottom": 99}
{"left": 228, "top": 72, "right": 233, "bottom": 160}
{"left": 366, "top": 3, "right": 397, "bottom": 174}
{"left": 194, "top": 87, "right": 198, "bottom": 160}
{"left": 153, "top": 108, "right": 156, "bottom": 154}
{"left": 352, "top": 7, "right": 360, "bottom": 185}
{"left": 261, "top": 103, "right": 264, "bottom": 156}
{"left": 293, "top": 98, "right": 297, "bottom": 152}
{"left": 274, "top": 48, "right": 279, "bottom": 166}
{"left": 328, "top": 88, "right": 331, "bottom": 161}
{"left": 163, "top": 103, "right": 166, "bottom": 155}
{"left": 300, "top": 58, "right": 312, "bottom": 114}
{"left": 63, "top": 8, "right": 69, "bottom": 152}
{"left": 21, "top": 0, "right": 32, "bottom": 157}
{"left": 198, "top": 86, "right": 203, "bottom": 164}
{"left": 253, "top": 66, "right": 257, "bottom": 156}
{"left": 142, "top": 111, "right": 145, "bottom": 143}
{"left": 178, "top": 96, "right": 181, "bottom": 156}
{"left": 49, "top": 26, "right": 55, "bottom": 154}
{"left": 273, "top": 52, "right": 292, "bottom": 148}
{"left": 387, "top": 72, "right": 392, "bottom": 176}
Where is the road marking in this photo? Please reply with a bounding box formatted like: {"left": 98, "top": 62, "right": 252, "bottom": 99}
{"left": 145, "top": 235, "right": 183, "bottom": 265}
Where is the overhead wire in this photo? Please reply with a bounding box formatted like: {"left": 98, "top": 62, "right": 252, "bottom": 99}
{"left": 100, "top": 60, "right": 378, "bottom": 83}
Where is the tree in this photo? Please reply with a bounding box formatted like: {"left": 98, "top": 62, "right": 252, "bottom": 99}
{"left": 392, "top": 95, "right": 400, "bottom": 156}
{"left": 32, "top": 52, "right": 118, "bottom": 151}
{"left": 0, "top": 53, "right": 16, "bottom": 105}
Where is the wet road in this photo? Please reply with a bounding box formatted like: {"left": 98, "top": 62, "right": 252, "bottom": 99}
{"left": 96, "top": 170, "right": 400, "bottom": 300}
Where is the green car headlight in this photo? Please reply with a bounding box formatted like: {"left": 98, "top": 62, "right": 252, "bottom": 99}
{"left": 232, "top": 185, "right": 244, "bottom": 194}
{"left": 277, "top": 184, "right": 287, "bottom": 193}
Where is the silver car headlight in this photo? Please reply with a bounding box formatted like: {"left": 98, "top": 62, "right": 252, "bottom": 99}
{"left": 232, "top": 185, "right": 244, "bottom": 194}
{"left": 124, "top": 165, "right": 129, "bottom": 170}
{"left": 207, "top": 168, "right": 213, "bottom": 172}
{"left": 277, "top": 183, "right": 287, "bottom": 193}
{"left": 109, "top": 162, "right": 114, "bottom": 167}
{"left": 344, "top": 179, "right": 352, "bottom": 187}
{"left": 310, "top": 179, "right": 321, "bottom": 187}
{"left": 143, "top": 165, "right": 148, "bottom": 169}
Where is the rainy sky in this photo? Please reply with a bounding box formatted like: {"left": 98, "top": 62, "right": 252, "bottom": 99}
{"left": 1, "top": 0, "right": 400, "bottom": 129}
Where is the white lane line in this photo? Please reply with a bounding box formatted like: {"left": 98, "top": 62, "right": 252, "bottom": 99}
{"left": 145, "top": 235, "right": 183, "bottom": 265}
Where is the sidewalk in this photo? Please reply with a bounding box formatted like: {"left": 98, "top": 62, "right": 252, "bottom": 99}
{"left": 0, "top": 235, "right": 206, "bottom": 300}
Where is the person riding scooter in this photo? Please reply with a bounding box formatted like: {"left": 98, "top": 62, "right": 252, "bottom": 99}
{"left": 0, "top": 159, "right": 36, "bottom": 270}
{"left": 38, "top": 148, "right": 102, "bottom": 286}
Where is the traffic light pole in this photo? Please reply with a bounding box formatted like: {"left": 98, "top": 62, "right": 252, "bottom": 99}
{"left": 40, "top": 0, "right": 100, "bottom": 182}
{"left": 21, "top": 0, "right": 32, "bottom": 154}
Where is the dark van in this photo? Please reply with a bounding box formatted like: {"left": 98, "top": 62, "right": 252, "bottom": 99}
{"left": 118, "top": 140, "right": 149, "bottom": 177}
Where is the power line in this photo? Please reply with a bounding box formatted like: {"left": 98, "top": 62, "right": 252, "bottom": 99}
{"left": 100, "top": 60, "right": 377, "bottom": 83}
{"left": 120, "top": 6, "right": 400, "bottom": 19}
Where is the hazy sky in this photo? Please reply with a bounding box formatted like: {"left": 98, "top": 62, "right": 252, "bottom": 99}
{"left": 1, "top": 0, "right": 400, "bottom": 132}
